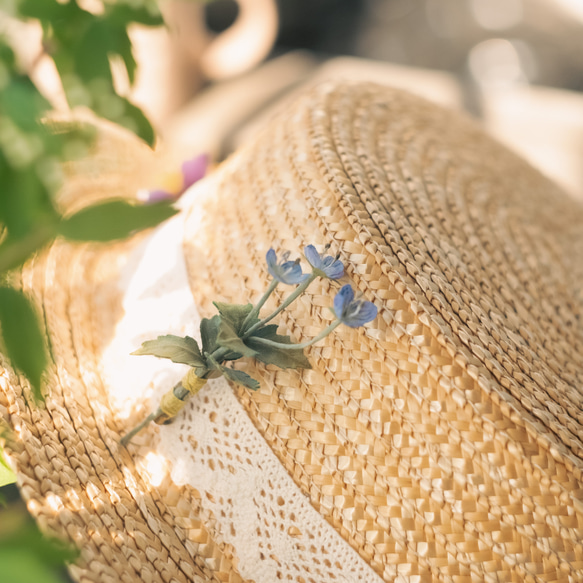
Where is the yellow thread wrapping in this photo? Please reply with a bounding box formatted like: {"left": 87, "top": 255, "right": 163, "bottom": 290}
{"left": 159, "top": 371, "right": 207, "bottom": 419}
{"left": 182, "top": 369, "right": 207, "bottom": 395}
{"left": 160, "top": 391, "right": 184, "bottom": 417}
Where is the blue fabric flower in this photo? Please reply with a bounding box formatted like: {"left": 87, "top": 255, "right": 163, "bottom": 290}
{"left": 266, "top": 249, "right": 309, "bottom": 285}
{"left": 304, "top": 245, "right": 344, "bottom": 279}
{"left": 333, "top": 285, "right": 377, "bottom": 328}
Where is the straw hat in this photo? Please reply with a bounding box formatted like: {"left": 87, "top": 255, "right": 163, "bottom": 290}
{"left": 2, "top": 81, "right": 583, "bottom": 583}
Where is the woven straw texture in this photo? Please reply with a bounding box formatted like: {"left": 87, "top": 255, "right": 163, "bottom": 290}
{"left": 0, "top": 81, "right": 582, "bottom": 583}
{"left": 182, "top": 83, "right": 583, "bottom": 582}
{"left": 0, "top": 119, "right": 249, "bottom": 583}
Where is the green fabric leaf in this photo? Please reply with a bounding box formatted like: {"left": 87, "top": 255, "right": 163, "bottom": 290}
{"left": 220, "top": 350, "right": 244, "bottom": 361}
{"left": 249, "top": 324, "right": 280, "bottom": 340}
{"left": 200, "top": 315, "right": 221, "bottom": 355}
{"left": 220, "top": 366, "right": 260, "bottom": 391}
{"left": 0, "top": 448, "right": 16, "bottom": 488}
{"left": 132, "top": 335, "right": 204, "bottom": 367}
{"left": 58, "top": 200, "right": 176, "bottom": 241}
{"left": 0, "top": 287, "right": 47, "bottom": 400}
{"left": 247, "top": 341, "right": 312, "bottom": 370}
{"left": 246, "top": 325, "right": 311, "bottom": 370}
{"left": 217, "top": 317, "right": 257, "bottom": 358}
{"left": 213, "top": 302, "right": 255, "bottom": 333}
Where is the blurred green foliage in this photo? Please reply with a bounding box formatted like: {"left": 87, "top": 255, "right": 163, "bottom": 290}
{"left": 0, "top": 1, "right": 189, "bottom": 579}
{"left": 0, "top": 0, "right": 177, "bottom": 401}
{"left": 0, "top": 500, "right": 78, "bottom": 583}
{"left": 17, "top": 0, "right": 162, "bottom": 145}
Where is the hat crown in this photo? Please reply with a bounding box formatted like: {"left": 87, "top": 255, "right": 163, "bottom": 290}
{"left": 184, "top": 82, "right": 583, "bottom": 472}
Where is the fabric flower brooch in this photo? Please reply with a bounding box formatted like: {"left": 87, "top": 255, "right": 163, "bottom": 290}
{"left": 121, "top": 245, "right": 377, "bottom": 445}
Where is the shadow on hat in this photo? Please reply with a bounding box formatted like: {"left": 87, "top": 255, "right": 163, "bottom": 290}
{"left": 2, "top": 81, "right": 583, "bottom": 582}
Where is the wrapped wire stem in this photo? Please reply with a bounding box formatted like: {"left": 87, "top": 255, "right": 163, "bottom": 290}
{"left": 120, "top": 369, "right": 207, "bottom": 446}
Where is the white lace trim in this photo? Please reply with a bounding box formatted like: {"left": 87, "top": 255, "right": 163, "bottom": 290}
{"left": 101, "top": 191, "right": 383, "bottom": 583}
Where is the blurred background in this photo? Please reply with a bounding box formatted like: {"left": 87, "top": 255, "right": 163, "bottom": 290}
{"left": 2, "top": 1, "right": 583, "bottom": 581}
{"left": 137, "top": 0, "right": 583, "bottom": 199}
{"left": 4, "top": 0, "right": 583, "bottom": 198}
{"left": 112, "top": 0, "right": 583, "bottom": 199}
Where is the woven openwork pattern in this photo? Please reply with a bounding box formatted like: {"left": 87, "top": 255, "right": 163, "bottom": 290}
{"left": 182, "top": 83, "right": 583, "bottom": 582}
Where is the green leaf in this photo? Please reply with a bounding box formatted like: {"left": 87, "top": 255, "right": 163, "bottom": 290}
{"left": 219, "top": 366, "right": 260, "bottom": 391}
{"left": 132, "top": 335, "right": 204, "bottom": 367}
{"left": 105, "top": 3, "right": 164, "bottom": 27}
{"left": 118, "top": 97, "right": 155, "bottom": 146}
{"left": 246, "top": 325, "right": 311, "bottom": 370}
{"left": 0, "top": 448, "right": 16, "bottom": 488}
{"left": 17, "top": 0, "right": 67, "bottom": 21}
{"left": 217, "top": 317, "right": 257, "bottom": 358}
{"left": 250, "top": 324, "right": 280, "bottom": 339}
{"left": 58, "top": 200, "right": 177, "bottom": 241}
{"left": 248, "top": 341, "right": 311, "bottom": 370}
{"left": 0, "top": 287, "right": 47, "bottom": 400}
{"left": 22, "top": 0, "right": 158, "bottom": 146}
{"left": 213, "top": 302, "right": 255, "bottom": 333}
{"left": 0, "top": 76, "right": 51, "bottom": 132}
{"left": 200, "top": 315, "right": 220, "bottom": 356}
{"left": 0, "top": 549, "right": 65, "bottom": 583}
{"left": 74, "top": 20, "right": 114, "bottom": 83}
{"left": 113, "top": 30, "right": 137, "bottom": 85}
{"left": 0, "top": 150, "right": 60, "bottom": 240}
{"left": 0, "top": 224, "right": 57, "bottom": 274}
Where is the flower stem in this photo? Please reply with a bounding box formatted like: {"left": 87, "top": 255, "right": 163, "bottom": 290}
{"left": 120, "top": 412, "right": 158, "bottom": 446}
{"left": 252, "top": 320, "right": 341, "bottom": 350}
{"left": 120, "top": 344, "right": 232, "bottom": 446}
{"left": 242, "top": 279, "right": 278, "bottom": 331}
{"left": 209, "top": 346, "right": 230, "bottom": 363}
{"left": 245, "top": 273, "right": 317, "bottom": 337}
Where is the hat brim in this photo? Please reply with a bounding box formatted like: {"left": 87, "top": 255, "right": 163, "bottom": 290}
{"left": 3, "top": 82, "right": 583, "bottom": 582}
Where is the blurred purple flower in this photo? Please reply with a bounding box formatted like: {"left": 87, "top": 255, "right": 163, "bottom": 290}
{"left": 142, "top": 153, "right": 208, "bottom": 203}
{"left": 181, "top": 154, "right": 208, "bottom": 191}
{"left": 146, "top": 188, "right": 176, "bottom": 204}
